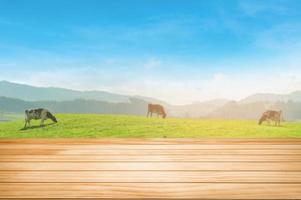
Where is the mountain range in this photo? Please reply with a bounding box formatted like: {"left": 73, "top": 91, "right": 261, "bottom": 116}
{"left": 240, "top": 91, "right": 301, "bottom": 104}
{"left": 1, "top": 80, "right": 301, "bottom": 120}
{"left": 0, "top": 80, "right": 130, "bottom": 103}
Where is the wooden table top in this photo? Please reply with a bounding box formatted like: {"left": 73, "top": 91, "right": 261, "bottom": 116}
{"left": 0, "top": 139, "right": 301, "bottom": 199}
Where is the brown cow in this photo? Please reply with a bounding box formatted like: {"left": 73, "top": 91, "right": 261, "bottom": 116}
{"left": 258, "top": 110, "right": 282, "bottom": 126}
{"left": 147, "top": 104, "right": 167, "bottom": 118}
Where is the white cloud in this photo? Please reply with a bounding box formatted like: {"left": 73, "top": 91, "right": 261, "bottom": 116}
{"left": 239, "top": 0, "right": 290, "bottom": 16}
{"left": 213, "top": 73, "right": 227, "bottom": 81}
{"left": 1, "top": 44, "right": 301, "bottom": 105}
{"left": 143, "top": 58, "right": 161, "bottom": 69}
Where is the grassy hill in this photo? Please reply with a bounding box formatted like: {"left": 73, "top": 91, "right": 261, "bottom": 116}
{"left": 0, "top": 114, "right": 300, "bottom": 138}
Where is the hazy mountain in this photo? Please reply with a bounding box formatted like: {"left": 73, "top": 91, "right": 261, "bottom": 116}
{"left": 0, "top": 96, "right": 148, "bottom": 116}
{"left": 168, "top": 99, "right": 230, "bottom": 118}
{"left": 0, "top": 96, "right": 35, "bottom": 113}
{"left": 207, "top": 101, "right": 268, "bottom": 120}
{"left": 240, "top": 91, "right": 301, "bottom": 104}
{"left": 1, "top": 96, "right": 301, "bottom": 120}
{"left": 1, "top": 80, "right": 301, "bottom": 120}
{"left": 0, "top": 80, "right": 130, "bottom": 103}
{"left": 207, "top": 100, "right": 301, "bottom": 121}
{"left": 0, "top": 95, "right": 228, "bottom": 118}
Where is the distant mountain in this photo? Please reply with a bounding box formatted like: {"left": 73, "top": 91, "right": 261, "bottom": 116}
{"left": 240, "top": 91, "right": 301, "bottom": 104}
{"left": 0, "top": 80, "right": 130, "bottom": 103}
{"left": 0, "top": 96, "right": 35, "bottom": 113}
{"left": 1, "top": 80, "right": 301, "bottom": 120}
{"left": 0, "top": 96, "right": 149, "bottom": 116}
{"left": 133, "top": 95, "right": 169, "bottom": 106}
{"left": 1, "top": 96, "right": 301, "bottom": 120}
{"left": 207, "top": 100, "right": 301, "bottom": 121}
{"left": 0, "top": 95, "right": 228, "bottom": 118}
{"left": 168, "top": 99, "right": 230, "bottom": 118}
{"left": 207, "top": 101, "right": 268, "bottom": 120}
{"left": 203, "top": 99, "right": 230, "bottom": 106}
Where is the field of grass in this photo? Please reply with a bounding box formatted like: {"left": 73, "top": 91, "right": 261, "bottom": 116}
{"left": 0, "top": 114, "right": 300, "bottom": 138}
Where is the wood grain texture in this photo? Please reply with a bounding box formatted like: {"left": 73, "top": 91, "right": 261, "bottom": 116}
{"left": 1, "top": 154, "right": 300, "bottom": 161}
{"left": 2, "top": 162, "right": 301, "bottom": 171}
{"left": 1, "top": 183, "right": 301, "bottom": 199}
{"left": 2, "top": 171, "right": 301, "bottom": 183}
{"left": 2, "top": 148, "right": 301, "bottom": 155}
{"left": 1, "top": 139, "right": 301, "bottom": 199}
{"left": 1, "top": 138, "right": 301, "bottom": 144}
{"left": 1, "top": 144, "right": 301, "bottom": 150}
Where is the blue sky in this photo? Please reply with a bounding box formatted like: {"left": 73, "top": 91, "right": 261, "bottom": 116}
{"left": 1, "top": 0, "right": 301, "bottom": 104}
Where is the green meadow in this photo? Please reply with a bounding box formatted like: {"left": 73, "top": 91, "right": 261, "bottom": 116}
{"left": 0, "top": 114, "right": 300, "bottom": 138}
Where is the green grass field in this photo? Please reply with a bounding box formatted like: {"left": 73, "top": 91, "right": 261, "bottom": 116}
{"left": 0, "top": 114, "right": 301, "bottom": 138}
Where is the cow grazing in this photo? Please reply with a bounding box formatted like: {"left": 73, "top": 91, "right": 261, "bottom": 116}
{"left": 24, "top": 108, "right": 57, "bottom": 128}
{"left": 258, "top": 110, "right": 282, "bottom": 126}
{"left": 147, "top": 104, "right": 167, "bottom": 118}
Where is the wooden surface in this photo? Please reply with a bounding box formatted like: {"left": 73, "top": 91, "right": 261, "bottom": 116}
{"left": 0, "top": 139, "right": 301, "bottom": 199}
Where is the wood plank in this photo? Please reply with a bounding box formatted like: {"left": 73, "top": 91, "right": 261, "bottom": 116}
{"left": 1, "top": 144, "right": 301, "bottom": 150}
{"left": 1, "top": 138, "right": 301, "bottom": 144}
{"left": 1, "top": 171, "right": 301, "bottom": 183}
{"left": 2, "top": 162, "right": 301, "bottom": 171}
{"left": 1, "top": 139, "right": 300, "bottom": 199}
{"left": 1, "top": 154, "right": 300, "bottom": 161}
{"left": 1, "top": 183, "right": 300, "bottom": 199}
{"left": 1, "top": 148, "right": 301, "bottom": 155}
